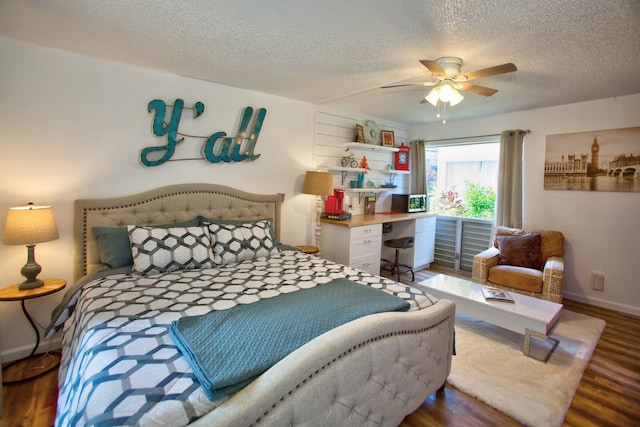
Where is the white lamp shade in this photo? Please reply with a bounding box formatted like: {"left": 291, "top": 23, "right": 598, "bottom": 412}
{"left": 425, "top": 87, "right": 440, "bottom": 106}
{"left": 426, "top": 84, "right": 464, "bottom": 107}
{"left": 301, "top": 171, "right": 334, "bottom": 196}
{"left": 3, "top": 205, "right": 59, "bottom": 245}
{"left": 439, "top": 84, "right": 455, "bottom": 102}
{"left": 449, "top": 89, "right": 464, "bottom": 106}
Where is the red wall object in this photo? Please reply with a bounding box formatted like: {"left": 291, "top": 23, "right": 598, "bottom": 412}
{"left": 394, "top": 143, "right": 410, "bottom": 171}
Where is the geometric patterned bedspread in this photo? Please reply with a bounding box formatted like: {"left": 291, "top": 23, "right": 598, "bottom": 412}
{"left": 53, "top": 250, "right": 437, "bottom": 427}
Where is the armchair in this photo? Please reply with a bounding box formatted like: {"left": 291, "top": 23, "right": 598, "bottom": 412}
{"left": 472, "top": 226, "right": 564, "bottom": 303}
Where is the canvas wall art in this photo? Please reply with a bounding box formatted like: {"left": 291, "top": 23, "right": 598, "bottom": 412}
{"left": 544, "top": 126, "right": 640, "bottom": 192}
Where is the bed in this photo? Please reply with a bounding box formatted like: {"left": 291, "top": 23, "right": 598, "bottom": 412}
{"left": 46, "top": 183, "right": 455, "bottom": 427}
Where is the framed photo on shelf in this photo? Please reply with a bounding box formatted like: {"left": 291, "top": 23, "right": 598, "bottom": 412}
{"left": 381, "top": 130, "right": 395, "bottom": 147}
{"left": 365, "top": 196, "right": 376, "bottom": 215}
{"left": 355, "top": 124, "right": 365, "bottom": 143}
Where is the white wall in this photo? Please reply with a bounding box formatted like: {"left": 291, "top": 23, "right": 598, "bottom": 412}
{"left": 0, "top": 38, "right": 314, "bottom": 360}
{"left": 412, "top": 94, "right": 640, "bottom": 316}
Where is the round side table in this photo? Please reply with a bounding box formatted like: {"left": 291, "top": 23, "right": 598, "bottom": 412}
{"left": 0, "top": 278, "right": 66, "bottom": 384}
{"left": 296, "top": 245, "right": 320, "bottom": 255}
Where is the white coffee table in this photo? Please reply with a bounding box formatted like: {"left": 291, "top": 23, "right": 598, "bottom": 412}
{"left": 418, "top": 274, "right": 563, "bottom": 362}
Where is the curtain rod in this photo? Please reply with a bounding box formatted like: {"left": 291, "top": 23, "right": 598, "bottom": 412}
{"left": 417, "top": 129, "right": 531, "bottom": 144}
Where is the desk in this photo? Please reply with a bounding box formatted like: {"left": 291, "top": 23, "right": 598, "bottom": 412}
{"left": 320, "top": 213, "right": 436, "bottom": 276}
{"left": 320, "top": 212, "right": 433, "bottom": 228}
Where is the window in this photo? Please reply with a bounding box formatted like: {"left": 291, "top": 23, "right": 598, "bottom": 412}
{"left": 424, "top": 140, "right": 499, "bottom": 273}
{"left": 426, "top": 143, "right": 499, "bottom": 218}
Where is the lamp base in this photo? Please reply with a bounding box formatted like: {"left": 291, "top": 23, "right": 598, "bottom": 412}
{"left": 19, "top": 244, "right": 44, "bottom": 290}
{"left": 19, "top": 278, "right": 44, "bottom": 290}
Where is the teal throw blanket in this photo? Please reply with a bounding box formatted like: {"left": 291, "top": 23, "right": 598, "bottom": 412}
{"left": 169, "top": 278, "right": 410, "bottom": 399}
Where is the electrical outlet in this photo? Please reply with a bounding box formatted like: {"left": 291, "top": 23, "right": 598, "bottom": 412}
{"left": 591, "top": 273, "right": 604, "bottom": 291}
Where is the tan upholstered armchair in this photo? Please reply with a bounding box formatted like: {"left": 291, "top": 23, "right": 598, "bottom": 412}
{"left": 472, "top": 226, "right": 564, "bottom": 303}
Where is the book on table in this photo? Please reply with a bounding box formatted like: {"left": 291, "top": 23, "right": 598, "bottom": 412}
{"left": 482, "top": 287, "right": 515, "bottom": 303}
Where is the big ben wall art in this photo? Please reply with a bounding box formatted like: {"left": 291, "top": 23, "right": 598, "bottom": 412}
{"left": 544, "top": 126, "right": 640, "bottom": 192}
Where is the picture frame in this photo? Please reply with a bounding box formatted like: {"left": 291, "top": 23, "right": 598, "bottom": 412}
{"left": 544, "top": 126, "right": 640, "bottom": 192}
{"left": 365, "top": 196, "right": 376, "bottom": 215}
{"left": 355, "top": 124, "right": 365, "bottom": 143}
{"left": 381, "top": 130, "right": 395, "bottom": 147}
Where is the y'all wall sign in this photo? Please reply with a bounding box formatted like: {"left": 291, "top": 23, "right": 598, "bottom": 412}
{"left": 140, "top": 99, "right": 267, "bottom": 166}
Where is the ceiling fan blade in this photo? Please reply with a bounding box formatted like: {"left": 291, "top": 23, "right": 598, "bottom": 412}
{"left": 419, "top": 60, "right": 446, "bottom": 78}
{"left": 459, "top": 63, "right": 517, "bottom": 81}
{"left": 380, "top": 81, "right": 437, "bottom": 89}
{"left": 457, "top": 82, "right": 498, "bottom": 96}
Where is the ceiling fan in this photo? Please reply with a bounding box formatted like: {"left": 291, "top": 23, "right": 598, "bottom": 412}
{"left": 381, "top": 57, "right": 517, "bottom": 106}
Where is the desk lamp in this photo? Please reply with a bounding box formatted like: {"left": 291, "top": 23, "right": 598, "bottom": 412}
{"left": 3, "top": 203, "right": 59, "bottom": 290}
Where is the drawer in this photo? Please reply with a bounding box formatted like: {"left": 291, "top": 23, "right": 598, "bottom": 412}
{"left": 415, "top": 216, "right": 436, "bottom": 233}
{"left": 350, "top": 224, "right": 382, "bottom": 241}
{"left": 350, "top": 253, "right": 381, "bottom": 276}
{"left": 349, "top": 235, "right": 382, "bottom": 259}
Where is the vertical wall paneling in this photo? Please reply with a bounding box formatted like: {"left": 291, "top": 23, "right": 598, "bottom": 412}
{"left": 313, "top": 107, "right": 411, "bottom": 214}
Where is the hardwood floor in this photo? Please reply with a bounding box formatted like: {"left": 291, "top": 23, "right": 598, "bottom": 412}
{"left": 2, "top": 269, "right": 639, "bottom": 427}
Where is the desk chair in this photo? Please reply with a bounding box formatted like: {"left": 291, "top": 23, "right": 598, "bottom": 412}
{"left": 381, "top": 236, "right": 415, "bottom": 282}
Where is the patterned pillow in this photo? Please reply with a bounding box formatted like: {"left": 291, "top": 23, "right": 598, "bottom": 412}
{"left": 128, "top": 225, "right": 215, "bottom": 275}
{"left": 93, "top": 218, "right": 200, "bottom": 269}
{"left": 198, "top": 216, "right": 279, "bottom": 244}
{"left": 205, "top": 220, "right": 278, "bottom": 265}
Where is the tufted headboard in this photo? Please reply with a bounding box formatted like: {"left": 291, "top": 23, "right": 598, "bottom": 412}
{"left": 73, "top": 183, "right": 284, "bottom": 281}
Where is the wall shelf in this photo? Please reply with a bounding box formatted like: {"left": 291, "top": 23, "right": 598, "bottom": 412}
{"left": 327, "top": 167, "right": 367, "bottom": 184}
{"left": 326, "top": 167, "right": 409, "bottom": 185}
{"left": 348, "top": 187, "right": 395, "bottom": 203}
{"left": 345, "top": 142, "right": 399, "bottom": 153}
{"left": 348, "top": 188, "right": 395, "bottom": 193}
{"left": 381, "top": 170, "right": 410, "bottom": 175}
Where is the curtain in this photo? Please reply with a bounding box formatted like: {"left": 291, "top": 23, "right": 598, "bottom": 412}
{"left": 496, "top": 130, "right": 526, "bottom": 228}
{"left": 410, "top": 139, "right": 426, "bottom": 194}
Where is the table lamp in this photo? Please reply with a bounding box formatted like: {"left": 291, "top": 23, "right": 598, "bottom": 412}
{"left": 3, "top": 203, "right": 59, "bottom": 290}
{"left": 301, "top": 171, "right": 333, "bottom": 252}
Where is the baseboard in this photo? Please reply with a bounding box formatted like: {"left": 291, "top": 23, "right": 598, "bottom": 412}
{"left": 563, "top": 291, "right": 640, "bottom": 317}
{"left": 1, "top": 336, "right": 63, "bottom": 363}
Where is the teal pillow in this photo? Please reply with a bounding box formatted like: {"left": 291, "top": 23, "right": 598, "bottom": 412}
{"left": 93, "top": 218, "right": 200, "bottom": 269}
{"left": 198, "top": 216, "right": 279, "bottom": 244}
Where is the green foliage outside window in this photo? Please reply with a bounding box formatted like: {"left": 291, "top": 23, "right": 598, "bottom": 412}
{"left": 431, "top": 181, "right": 495, "bottom": 218}
{"left": 463, "top": 182, "right": 496, "bottom": 218}
{"left": 431, "top": 186, "right": 466, "bottom": 216}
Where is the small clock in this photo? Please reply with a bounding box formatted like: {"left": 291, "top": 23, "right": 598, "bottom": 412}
{"left": 394, "top": 143, "right": 410, "bottom": 171}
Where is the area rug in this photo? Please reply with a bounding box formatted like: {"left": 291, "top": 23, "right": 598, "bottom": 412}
{"left": 447, "top": 310, "right": 606, "bottom": 427}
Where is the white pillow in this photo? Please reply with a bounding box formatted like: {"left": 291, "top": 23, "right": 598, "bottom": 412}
{"left": 205, "top": 220, "right": 278, "bottom": 265}
{"left": 128, "top": 225, "right": 215, "bottom": 275}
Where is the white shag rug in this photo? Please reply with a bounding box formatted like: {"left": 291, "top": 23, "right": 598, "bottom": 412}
{"left": 447, "top": 310, "right": 606, "bottom": 427}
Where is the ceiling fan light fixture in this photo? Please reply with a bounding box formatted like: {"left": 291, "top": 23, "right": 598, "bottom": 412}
{"left": 439, "top": 83, "right": 455, "bottom": 102}
{"left": 449, "top": 89, "right": 464, "bottom": 106}
{"left": 425, "top": 87, "right": 440, "bottom": 106}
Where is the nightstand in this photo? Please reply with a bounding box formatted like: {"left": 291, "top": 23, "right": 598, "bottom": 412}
{"left": 0, "top": 278, "right": 66, "bottom": 383}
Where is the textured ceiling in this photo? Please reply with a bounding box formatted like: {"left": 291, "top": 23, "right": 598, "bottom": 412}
{"left": 1, "top": 0, "right": 639, "bottom": 125}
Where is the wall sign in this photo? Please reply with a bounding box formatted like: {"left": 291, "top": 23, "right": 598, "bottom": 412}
{"left": 140, "top": 99, "right": 267, "bottom": 166}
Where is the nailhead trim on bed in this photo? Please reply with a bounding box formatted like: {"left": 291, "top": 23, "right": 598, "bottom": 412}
{"left": 74, "top": 184, "right": 283, "bottom": 281}
{"left": 250, "top": 316, "right": 451, "bottom": 426}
